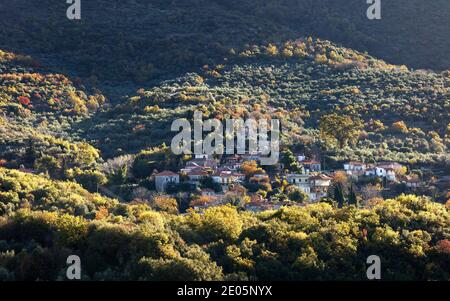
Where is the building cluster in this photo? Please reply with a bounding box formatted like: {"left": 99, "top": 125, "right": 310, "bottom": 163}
{"left": 155, "top": 153, "right": 255, "bottom": 193}
{"left": 343, "top": 161, "right": 404, "bottom": 181}
{"left": 285, "top": 173, "right": 333, "bottom": 201}
{"left": 285, "top": 160, "right": 407, "bottom": 201}
{"left": 153, "top": 151, "right": 438, "bottom": 211}
{"left": 283, "top": 154, "right": 332, "bottom": 201}
{"left": 154, "top": 153, "right": 332, "bottom": 208}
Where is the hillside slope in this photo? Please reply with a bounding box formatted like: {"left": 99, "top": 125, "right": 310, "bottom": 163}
{"left": 0, "top": 0, "right": 448, "bottom": 86}
{"left": 0, "top": 50, "right": 104, "bottom": 176}
{"left": 78, "top": 39, "right": 449, "bottom": 169}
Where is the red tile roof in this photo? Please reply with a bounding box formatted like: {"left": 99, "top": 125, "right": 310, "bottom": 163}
{"left": 303, "top": 160, "right": 320, "bottom": 164}
{"left": 347, "top": 161, "right": 365, "bottom": 165}
{"left": 187, "top": 168, "right": 209, "bottom": 176}
{"left": 155, "top": 170, "right": 178, "bottom": 177}
{"left": 310, "top": 174, "right": 332, "bottom": 180}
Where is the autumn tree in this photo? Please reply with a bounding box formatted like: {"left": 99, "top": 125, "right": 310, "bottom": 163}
{"left": 223, "top": 185, "right": 250, "bottom": 208}
{"left": 361, "top": 184, "right": 382, "bottom": 204}
{"left": 332, "top": 171, "right": 349, "bottom": 194}
{"left": 392, "top": 121, "right": 409, "bottom": 134}
{"left": 265, "top": 44, "right": 279, "bottom": 56}
{"left": 200, "top": 206, "right": 243, "bottom": 241}
{"left": 132, "top": 145, "right": 182, "bottom": 178}
{"left": 35, "top": 155, "right": 61, "bottom": 177}
{"left": 152, "top": 195, "right": 179, "bottom": 214}
{"left": 190, "top": 195, "right": 215, "bottom": 208}
{"left": 72, "top": 169, "right": 107, "bottom": 193}
{"left": 241, "top": 160, "right": 264, "bottom": 178}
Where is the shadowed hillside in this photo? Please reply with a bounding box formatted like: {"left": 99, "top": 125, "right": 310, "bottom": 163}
{"left": 0, "top": 0, "right": 448, "bottom": 86}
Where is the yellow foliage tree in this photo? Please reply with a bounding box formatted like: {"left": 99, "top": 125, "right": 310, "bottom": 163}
{"left": 152, "top": 196, "right": 179, "bottom": 214}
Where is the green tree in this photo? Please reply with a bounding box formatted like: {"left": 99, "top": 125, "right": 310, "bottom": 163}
{"left": 286, "top": 186, "right": 309, "bottom": 203}
{"left": 132, "top": 145, "right": 181, "bottom": 178}
{"left": 348, "top": 185, "right": 358, "bottom": 207}
{"left": 73, "top": 169, "right": 107, "bottom": 192}
{"left": 334, "top": 184, "right": 345, "bottom": 208}
{"left": 193, "top": 205, "right": 243, "bottom": 242}
{"left": 280, "top": 149, "right": 303, "bottom": 173}
{"left": 319, "top": 114, "right": 363, "bottom": 148}
{"left": 35, "top": 155, "right": 61, "bottom": 178}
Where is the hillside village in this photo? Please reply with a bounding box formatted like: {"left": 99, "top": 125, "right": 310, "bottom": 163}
{"left": 0, "top": 0, "right": 448, "bottom": 282}
{"left": 151, "top": 152, "right": 448, "bottom": 212}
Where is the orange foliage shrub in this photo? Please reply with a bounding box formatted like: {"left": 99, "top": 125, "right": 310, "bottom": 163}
{"left": 95, "top": 206, "right": 109, "bottom": 220}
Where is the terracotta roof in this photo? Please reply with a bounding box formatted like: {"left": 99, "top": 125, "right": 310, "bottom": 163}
{"left": 155, "top": 170, "right": 178, "bottom": 177}
{"left": 310, "top": 174, "right": 332, "bottom": 180}
{"left": 303, "top": 160, "right": 320, "bottom": 164}
{"left": 287, "top": 173, "right": 310, "bottom": 177}
{"left": 347, "top": 161, "right": 365, "bottom": 165}
{"left": 187, "top": 168, "right": 209, "bottom": 176}
{"left": 377, "top": 162, "right": 403, "bottom": 168}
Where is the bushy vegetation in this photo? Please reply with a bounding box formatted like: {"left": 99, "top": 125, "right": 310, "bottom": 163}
{"left": 0, "top": 169, "right": 448, "bottom": 280}
{"left": 0, "top": 50, "right": 105, "bottom": 119}
{"left": 0, "top": 168, "right": 116, "bottom": 217}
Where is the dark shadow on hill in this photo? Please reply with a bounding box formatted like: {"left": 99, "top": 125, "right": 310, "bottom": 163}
{"left": 0, "top": 0, "right": 448, "bottom": 97}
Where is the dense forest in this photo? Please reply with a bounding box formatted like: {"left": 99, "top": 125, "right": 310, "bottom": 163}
{"left": 0, "top": 1, "right": 448, "bottom": 281}
{"left": 1, "top": 0, "right": 449, "bottom": 85}
{"left": 0, "top": 168, "right": 448, "bottom": 280}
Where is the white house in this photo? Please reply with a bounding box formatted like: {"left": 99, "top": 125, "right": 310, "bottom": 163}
{"left": 253, "top": 172, "right": 268, "bottom": 179}
{"left": 385, "top": 168, "right": 396, "bottom": 181}
{"left": 404, "top": 176, "right": 422, "bottom": 188}
{"left": 343, "top": 161, "right": 367, "bottom": 176}
{"left": 221, "top": 154, "right": 243, "bottom": 171}
{"left": 365, "top": 162, "right": 402, "bottom": 181}
{"left": 296, "top": 154, "right": 306, "bottom": 162}
{"left": 155, "top": 171, "right": 179, "bottom": 192}
{"left": 377, "top": 162, "right": 403, "bottom": 170}
{"left": 303, "top": 160, "right": 321, "bottom": 172}
{"left": 286, "top": 173, "right": 311, "bottom": 193}
{"left": 183, "top": 158, "right": 218, "bottom": 171}
{"left": 212, "top": 170, "right": 245, "bottom": 186}
{"left": 309, "top": 174, "right": 332, "bottom": 201}
{"left": 365, "top": 166, "right": 385, "bottom": 177}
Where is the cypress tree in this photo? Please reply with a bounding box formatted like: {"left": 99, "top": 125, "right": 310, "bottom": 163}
{"left": 334, "top": 184, "right": 345, "bottom": 208}
{"left": 348, "top": 185, "right": 358, "bottom": 207}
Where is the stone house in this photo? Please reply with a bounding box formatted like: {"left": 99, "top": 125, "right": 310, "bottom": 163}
{"left": 154, "top": 171, "right": 179, "bottom": 192}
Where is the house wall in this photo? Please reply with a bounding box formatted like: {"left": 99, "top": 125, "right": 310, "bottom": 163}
{"left": 155, "top": 176, "right": 179, "bottom": 192}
